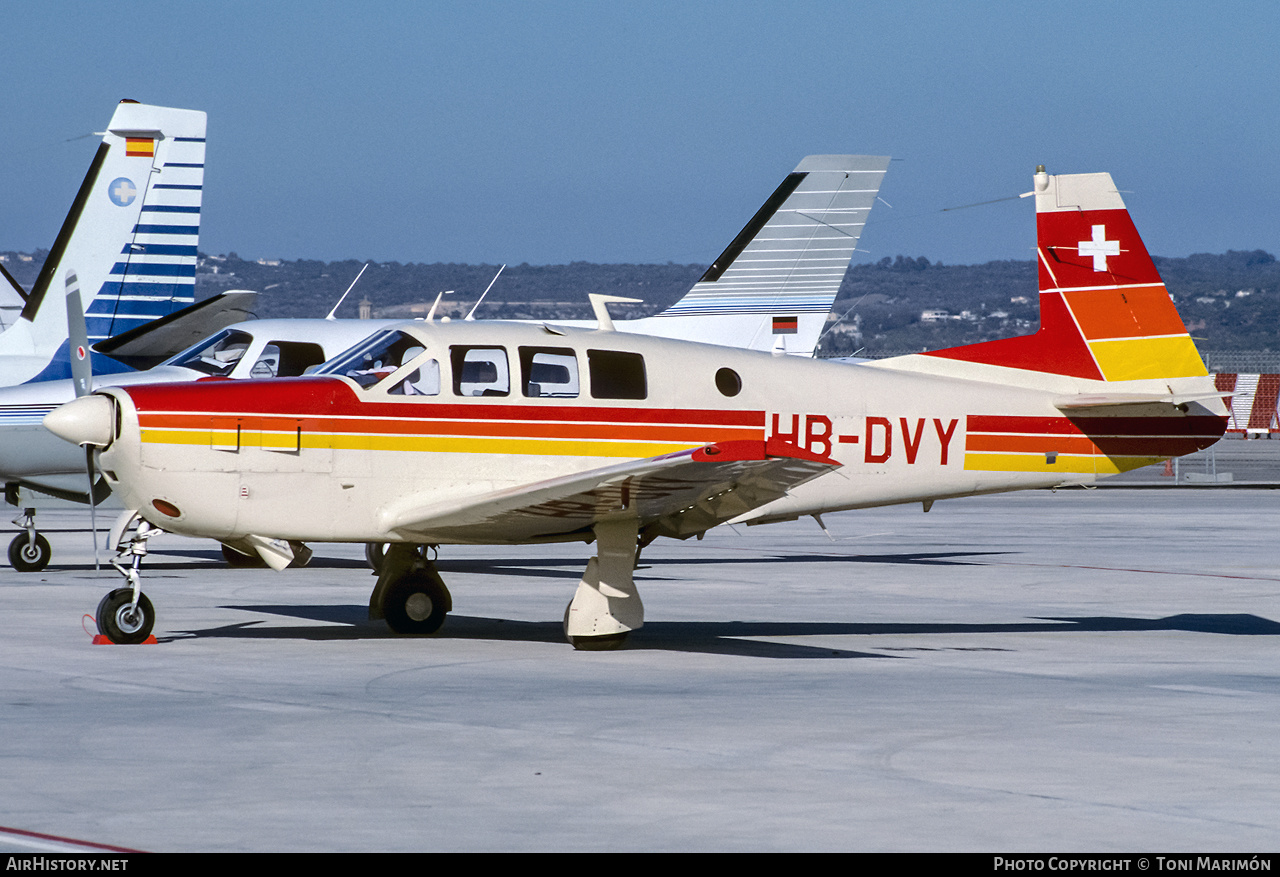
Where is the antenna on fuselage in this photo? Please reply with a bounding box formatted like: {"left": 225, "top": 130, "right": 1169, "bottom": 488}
{"left": 425, "top": 290, "right": 454, "bottom": 322}
{"left": 464, "top": 264, "right": 506, "bottom": 321}
{"left": 588, "top": 294, "right": 642, "bottom": 332}
{"left": 325, "top": 263, "right": 369, "bottom": 320}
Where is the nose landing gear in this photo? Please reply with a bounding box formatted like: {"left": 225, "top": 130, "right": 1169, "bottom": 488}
{"left": 94, "top": 512, "right": 161, "bottom": 644}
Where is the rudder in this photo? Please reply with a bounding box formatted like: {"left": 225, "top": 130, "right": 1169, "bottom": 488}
{"left": 924, "top": 168, "right": 1205, "bottom": 383}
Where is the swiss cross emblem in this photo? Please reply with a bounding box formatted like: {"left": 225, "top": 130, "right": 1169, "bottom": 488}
{"left": 1078, "top": 224, "right": 1120, "bottom": 272}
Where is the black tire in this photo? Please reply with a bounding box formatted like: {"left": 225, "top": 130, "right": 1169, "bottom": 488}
{"left": 365, "top": 542, "right": 388, "bottom": 574}
{"left": 383, "top": 570, "right": 449, "bottom": 635}
{"left": 96, "top": 588, "right": 155, "bottom": 645}
{"left": 8, "top": 533, "right": 51, "bottom": 572}
{"left": 221, "top": 543, "right": 267, "bottom": 567}
{"left": 567, "top": 631, "right": 630, "bottom": 651}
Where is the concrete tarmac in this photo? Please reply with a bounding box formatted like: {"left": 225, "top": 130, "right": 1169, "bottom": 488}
{"left": 1, "top": 489, "right": 1277, "bottom": 852}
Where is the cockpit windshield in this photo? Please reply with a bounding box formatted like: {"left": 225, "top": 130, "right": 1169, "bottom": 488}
{"left": 315, "top": 330, "right": 429, "bottom": 390}
{"left": 163, "top": 329, "right": 254, "bottom": 377}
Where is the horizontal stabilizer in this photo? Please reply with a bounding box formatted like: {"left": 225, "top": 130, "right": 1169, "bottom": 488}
{"left": 94, "top": 290, "right": 258, "bottom": 369}
{"left": 1054, "top": 389, "right": 1231, "bottom": 411}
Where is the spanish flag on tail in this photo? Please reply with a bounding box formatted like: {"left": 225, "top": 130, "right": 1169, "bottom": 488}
{"left": 125, "top": 137, "right": 155, "bottom": 158}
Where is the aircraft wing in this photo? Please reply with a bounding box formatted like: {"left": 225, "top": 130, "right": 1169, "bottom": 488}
{"left": 380, "top": 438, "right": 841, "bottom": 544}
{"left": 93, "top": 291, "right": 259, "bottom": 369}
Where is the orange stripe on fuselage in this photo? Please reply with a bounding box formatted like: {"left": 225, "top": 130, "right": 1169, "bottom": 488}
{"left": 137, "top": 411, "right": 763, "bottom": 444}
{"left": 965, "top": 413, "right": 1226, "bottom": 464}
{"left": 965, "top": 433, "right": 1102, "bottom": 455}
{"left": 126, "top": 380, "right": 769, "bottom": 452}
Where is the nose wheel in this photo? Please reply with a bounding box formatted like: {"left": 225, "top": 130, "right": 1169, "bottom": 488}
{"left": 96, "top": 588, "right": 155, "bottom": 644}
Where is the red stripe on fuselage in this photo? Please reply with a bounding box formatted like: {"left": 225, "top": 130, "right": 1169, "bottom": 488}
{"left": 966, "top": 413, "right": 1225, "bottom": 459}
{"left": 124, "top": 378, "right": 766, "bottom": 428}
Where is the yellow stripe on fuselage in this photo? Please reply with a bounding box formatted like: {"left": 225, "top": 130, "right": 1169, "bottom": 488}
{"left": 141, "top": 428, "right": 700, "bottom": 459}
{"left": 963, "top": 451, "right": 1164, "bottom": 475}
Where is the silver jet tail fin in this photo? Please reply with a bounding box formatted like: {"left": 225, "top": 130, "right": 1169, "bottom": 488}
{"left": 638, "top": 155, "right": 890, "bottom": 355}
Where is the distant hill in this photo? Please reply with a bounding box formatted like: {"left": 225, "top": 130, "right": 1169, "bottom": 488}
{"left": 822, "top": 249, "right": 1280, "bottom": 358}
{"left": 3, "top": 248, "right": 1277, "bottom": 362}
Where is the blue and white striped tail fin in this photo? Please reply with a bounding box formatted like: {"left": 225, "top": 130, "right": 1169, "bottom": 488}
{"left": 0, "top": 100, "right": 206, "bottom": 385}
{"left": 627, "top": 155, "right": 889, "bottom": 355}
{"left": 90, "top": 104, "right": 205, "bottom": 343}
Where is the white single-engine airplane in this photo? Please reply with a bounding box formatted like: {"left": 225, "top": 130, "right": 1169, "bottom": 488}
{"left": 47, "top": 166, "right": 1228, "bottom": 648}
{"left": 3, "top": 154, "right": 889, "bottom": 569}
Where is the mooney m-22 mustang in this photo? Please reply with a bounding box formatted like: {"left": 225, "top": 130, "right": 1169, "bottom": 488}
{"left": 47, "top": 167, "right": 1228, "bottom": 648}
{"left": 3, "top": 155, "right": 889, "bottom": 569}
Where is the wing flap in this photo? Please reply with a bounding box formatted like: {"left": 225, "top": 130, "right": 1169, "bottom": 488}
{"left": 382, "top": 438, "right": 840, "bottom": 543}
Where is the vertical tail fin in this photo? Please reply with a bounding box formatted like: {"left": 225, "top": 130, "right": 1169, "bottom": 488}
{"left": 2, "top": 100, "right": 206, "bottom": 384}
{"left": 627, "top": 155, "right": 890, "bottom": 355}
{"left": 924, "top": 168, "right": 1206, "bottom": 382}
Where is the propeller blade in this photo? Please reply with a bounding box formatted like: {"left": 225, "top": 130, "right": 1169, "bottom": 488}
{"left": 85, "top": 446, "right": 99, "bottom": 570}
{"left": 66, "top": 270, "right": 92, "bottom": 398}
{"left": 66, "top": 269, "right": 99, "bottom": 569}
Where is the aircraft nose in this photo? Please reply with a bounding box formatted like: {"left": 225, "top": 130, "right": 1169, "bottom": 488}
{"left": 44, "top": 395, "right": 115, "bottom": 447}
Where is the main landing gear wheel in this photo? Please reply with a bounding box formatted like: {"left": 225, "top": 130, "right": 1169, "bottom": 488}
{"left": 365, "top": 542, "right": 388, "bottom": 574}
{"left": 221, "top": 543, "right": 267, "bottom": 567}
{"left": 384, "top": 571, "right": 450, "bottom": 635}
{"left": 8, "top": 532, "right": 51, "bottom": 572}
{"left": 96, "top": 588, "right": 155, "bottom": 644}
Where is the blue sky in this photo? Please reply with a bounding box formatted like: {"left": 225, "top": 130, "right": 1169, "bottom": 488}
{"left": 2, "top": 1, "right": 1276, "bottom": 267}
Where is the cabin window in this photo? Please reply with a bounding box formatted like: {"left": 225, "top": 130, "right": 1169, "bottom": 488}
{"left": 316, "top": 330, "right": 426, "bottom": 390}
{"left": 250, "top": 341, "right": 328, "bottom": 378}
{"left": 587, "top": 349, "right": 646, "bottom": 400}
{"left": 451, "top": 346, "right": 510, "bottom": 397}
{"left": 167, "top": 329, "right": 254, "bottom": 377}
{"left": 387, "top": 358, "right": 441, "bottom": 396}
{"left": 520, "top": 347, "right": 579, "bottom": 398}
